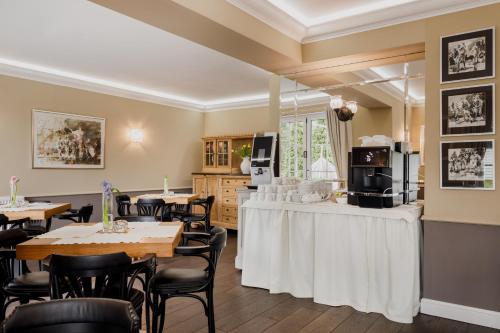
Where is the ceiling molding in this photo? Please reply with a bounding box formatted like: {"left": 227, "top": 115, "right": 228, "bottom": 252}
{"left": 229, "top": 0, "right": 500, "bottom": 43}
{"left": 304, "top": 0, "right": 500, "bottom": 43}
{"left": 226, "top": 0, "right": 305, "bottom": 42}
{"left": 0, "top": 58, "right": 272, "bottom": 113}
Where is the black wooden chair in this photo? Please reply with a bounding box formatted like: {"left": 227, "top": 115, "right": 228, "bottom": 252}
{"left": 54, "top": 204, "right": 93, "bottom": 223}
{"left": 0, "top": 298, "right": 140, "bottom": 333}
{"left": 148, "top": 227, "right": 227, "bottom": 333}
{"left": 49, "top": 252, "right": 145, "bottom": 327}
{"left": 0, "top": 229, "right": 50, "bottom": 320}
{"left": 187, "top": 196, "right": 215, "bottom": 232}
{"left": 115, "top": 215, "right": 158, "bottom": 222}
{"left": 116, "top": 195, "right": 132, "bottom": 217}
{"left": 170, "top": 203, "right": 191, "bottom": 223}
{"left": 136, "top": 199, "right": 170, "bottom": 221}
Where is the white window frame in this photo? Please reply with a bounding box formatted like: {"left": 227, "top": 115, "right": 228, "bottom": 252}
{"left": 281, "top": 111, "right": 331, "bottom": 179}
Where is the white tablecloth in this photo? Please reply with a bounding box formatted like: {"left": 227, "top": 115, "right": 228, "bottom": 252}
{"left": 240, "top": 200, "right": 422, "bottom": 323}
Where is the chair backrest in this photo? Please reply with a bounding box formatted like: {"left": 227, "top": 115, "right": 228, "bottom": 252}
{"left": 208, "top": 227, "right": 227, "bottom": 270}
{"left": 0, "top": 230, "right": 29, "bottom": 287}
{"left": 0, "top": 229, "right": 29, "bottom": 248}
{"left": 116, "top": 195, "right": 131, "bottom": 216}
{"left": 115, "top": 215, "right": 157, "bottom": 222}
{"left": 78, "top": 205, "right": 94, "bottom": 223}
{"left": 0, "top": 298, "right": 140, "bottom": 333}
{"left": 49, "top": 252, "right": 131, "bottom": 300}
{"left": 136, "top": 199, "right": 164, "bottom": 217}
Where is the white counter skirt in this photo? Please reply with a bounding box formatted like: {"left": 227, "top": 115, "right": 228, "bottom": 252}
{"left": 239, "top": 200, "right": 422, "bottom": 324}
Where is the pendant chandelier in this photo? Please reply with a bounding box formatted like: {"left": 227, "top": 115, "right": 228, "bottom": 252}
{"left": 329, "top": 95, "right": 358, "bottom": 122}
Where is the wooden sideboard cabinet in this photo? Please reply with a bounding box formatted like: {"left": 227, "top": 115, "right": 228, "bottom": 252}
{"left": 192, "top": 174, "right": 250, "bottom": 230}
{"left": 201, "top": 135, "right": 253, "bottom": 174}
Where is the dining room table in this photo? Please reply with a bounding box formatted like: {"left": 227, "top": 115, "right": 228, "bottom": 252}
{"left": 130, "top": 193, "right": 199, "bottom": 205}
{"left": 0, "top": 202, "right": 71, "bottom": 221}
{"left": 16, "top": 221, "right": 183, "bottom": 260}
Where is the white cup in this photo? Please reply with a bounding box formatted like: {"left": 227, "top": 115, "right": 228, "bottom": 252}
{"left": 265, "top": 193, "right": 276, "bottom": 201}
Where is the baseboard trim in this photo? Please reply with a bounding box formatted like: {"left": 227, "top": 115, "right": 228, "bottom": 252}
{"left": 421, "top": 298, "right": 500, "bottom": 329}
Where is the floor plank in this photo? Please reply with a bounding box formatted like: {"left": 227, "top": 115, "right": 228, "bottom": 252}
{"left": 298, "top": 306, "right": 354, "bottom": 333}
{"left": 142, "top": 231, "right": 500, "bottom": 333}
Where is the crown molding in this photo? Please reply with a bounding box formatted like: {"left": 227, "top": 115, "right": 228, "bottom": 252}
{"left": 226, "top": 0, "right": 305, "bottom": 42}
{"left": 304, "top": 0, "right": 500, "bottom": 43}
{"left": 0, "top": 58, "right": 271, "bottom": 113}
{"left": 228, "top": 0, "right": 500, "bottom": 43}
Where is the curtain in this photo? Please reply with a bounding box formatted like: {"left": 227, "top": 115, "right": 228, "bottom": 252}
{"left": 326, "top": 107, "right": 352, "bottom": 181}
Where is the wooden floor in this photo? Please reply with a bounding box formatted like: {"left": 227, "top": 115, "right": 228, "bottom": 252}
{"left": 152, "top": 231, "right": 498, "bottom": 333}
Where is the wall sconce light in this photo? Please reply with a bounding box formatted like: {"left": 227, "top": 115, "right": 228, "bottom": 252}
{"left": 329, "top": 95, "right": 358, "bottom": 122}
{"left": 129, "top": 128, "right": 144, "bottom": 143}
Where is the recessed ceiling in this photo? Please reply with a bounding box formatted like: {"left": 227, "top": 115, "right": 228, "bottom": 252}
{"left": 357, "top": 60, "right": 425, "bottom": 104}
{"left": 0, "top": 0, "right": 273, "bottom": 111}
{"left": 228, "top": 0, "right": 500, "bottom": 42}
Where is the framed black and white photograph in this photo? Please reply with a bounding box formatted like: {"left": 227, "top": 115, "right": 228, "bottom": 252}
{"left": 441, "top": 84, "right": 495, "bottom": 136}
{"left": 441, "top": 27, "right": 495, "bottom": 83}
{"left": 32, "top": 109, "right": 105, "bottom": 169}
{"left": 441, "top": 140, "right": 495, "bottom": 190}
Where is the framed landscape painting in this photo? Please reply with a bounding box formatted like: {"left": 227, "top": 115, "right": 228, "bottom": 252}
{"left": 32, "top": 109, "right": 105, "bottom": 169}
{"left": 441, "top": 27, "right": 495, "bottom": 83}
{"left": 441, "top": 84, "right": 495, "bottom": 136}
{"left": 441, "top": 140, "right": 495, "bottom": 190}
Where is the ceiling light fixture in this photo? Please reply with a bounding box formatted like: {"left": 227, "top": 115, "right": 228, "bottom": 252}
{"left": 329, "top": 95, "right": 358, "bottom": 122}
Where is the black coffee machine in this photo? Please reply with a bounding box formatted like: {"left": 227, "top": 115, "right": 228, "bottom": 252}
{"left": 347, "top": 146, "right": 404, "bottom": 208}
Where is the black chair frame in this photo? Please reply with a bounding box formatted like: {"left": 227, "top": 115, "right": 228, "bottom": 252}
{"left": 147, "top": 227, "right": 226, "bottom": 333}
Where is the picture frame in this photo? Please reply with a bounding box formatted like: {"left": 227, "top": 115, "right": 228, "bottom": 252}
{"left": 441, "top": 140, "right": 495, "bottom": 190}
{"left": 441, "top": 84, "right": 495, "bottom": 136}
{"left": 32, "top": 109, "right": 105, "bottom": 169}
{"left": 441, "top": 27, "right": 495, "bottom": 84}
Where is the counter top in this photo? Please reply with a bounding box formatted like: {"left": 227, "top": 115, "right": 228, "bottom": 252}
{"left": 192, "top": 173, "right": 251, "bottom": 177}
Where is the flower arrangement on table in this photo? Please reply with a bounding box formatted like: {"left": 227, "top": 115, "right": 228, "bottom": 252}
{"left": 232, "top": 144, "right": 252, "bottom": 174}
{"left": 232, "top": 144, "right": 252, "bottom": 158}
{"left": 9, "top": 176, "right": 20, "bottom": 207}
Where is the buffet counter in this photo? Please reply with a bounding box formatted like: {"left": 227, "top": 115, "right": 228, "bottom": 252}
{"left": 236, "top": 199, "right": 423, "bottom": 323}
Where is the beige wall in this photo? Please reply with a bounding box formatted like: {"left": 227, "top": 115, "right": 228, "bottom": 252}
{"left": 0, "top": 75, "right": 203, "bottom": 197}
{"left": 203, "top": 106, "right": 274, "bottom": 137}
{"left": 410, "top": 105, "right": 425, "bottom": 152}
{"left": 352, "top": 107, "right": 392, "bottom": 146}
{"left": 424, "top": 3, "right": 500, "bottom": 225}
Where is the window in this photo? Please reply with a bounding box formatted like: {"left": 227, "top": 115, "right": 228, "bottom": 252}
{"left": 280, "top": 113, "right": 337, "bottom": 180}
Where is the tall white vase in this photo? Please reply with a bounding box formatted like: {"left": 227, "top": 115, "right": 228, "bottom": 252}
{"left": 240, "top": 156, "right": 251, "bottom": 175}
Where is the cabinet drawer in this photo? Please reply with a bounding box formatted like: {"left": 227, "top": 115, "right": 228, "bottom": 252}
{"left": 222, "top": 187, "right": 238, "bottom": 196}
{"left": 222, "top": 196, "right": 237, "bottom": 205}
{"left": 221, "top": 178, "right": 250, "bottom": 187}
{"left": 221, "top": 205, "right": 237, "bottom": 217}
{"left": 222, "top": 215, "right": 237, "bottom": 225}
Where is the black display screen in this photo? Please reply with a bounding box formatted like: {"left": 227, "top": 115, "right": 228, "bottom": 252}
{"left": 252, "top": 136, "right": 273, "bottom": 160}
{"left": 351, "top": 147, "right": 391, "bottom": 167}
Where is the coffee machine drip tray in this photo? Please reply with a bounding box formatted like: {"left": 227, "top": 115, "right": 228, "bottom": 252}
{"left": 348, "top": 191, "right": 405, "bottom": 209}
{"left": 348, "top": 191, "right": 404, "bottom": 198}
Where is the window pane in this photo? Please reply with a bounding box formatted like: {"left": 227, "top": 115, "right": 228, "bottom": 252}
{"left": 280, "top": 119, "right": 305, "bottom": 178}
{"left": 310, "top": 117, "right": 337, "bottom": 180}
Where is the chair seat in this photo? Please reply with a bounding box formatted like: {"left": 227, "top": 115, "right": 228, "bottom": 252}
{"left": 5, "top": 271, "right": 50, "bottom": 295}
{"left": 151, "top": 268, "right": 209, "bottom": 292}
{"left": 22, "top": 225, "right": 47, "bottom": 236}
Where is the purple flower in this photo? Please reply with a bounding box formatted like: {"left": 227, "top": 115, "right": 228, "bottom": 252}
{"left": 101, "top": 180, "right": 113, "bottom": 199}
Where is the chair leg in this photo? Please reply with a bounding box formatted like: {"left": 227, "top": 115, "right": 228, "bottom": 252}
{"left": 158, "top": 296, "right": 167, "bottom": 333}
{"left": 207, "top": 285, "right": 215, "bottom": 333}
{"left": 151, "top": 292, "right": 159, "bottom": 333}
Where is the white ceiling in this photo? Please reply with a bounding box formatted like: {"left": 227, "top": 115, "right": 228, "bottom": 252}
{"left": 0, "top": 0, "right": 273, "bottom": 111}
{"left": 229, "top": 0, "right": 500, "bottom": 42}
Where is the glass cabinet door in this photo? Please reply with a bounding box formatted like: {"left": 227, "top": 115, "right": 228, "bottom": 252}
{"left": 216, "top": 140, "right": 230, "bottom": 167}
{"left": 204, "top": 140, "right": 215, "bottom": 168}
